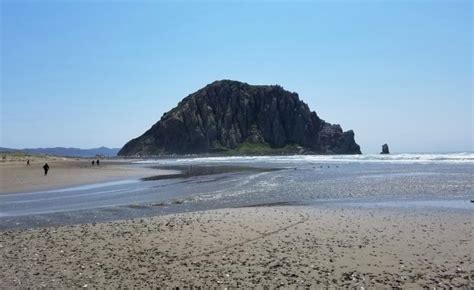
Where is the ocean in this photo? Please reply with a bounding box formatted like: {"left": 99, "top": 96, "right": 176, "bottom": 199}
{"left": 1, "top": 153, "right": 472, "bottom": 229}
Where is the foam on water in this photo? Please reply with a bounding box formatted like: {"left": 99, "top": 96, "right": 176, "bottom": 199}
{"left": 135, "top": 152, "right": 474, "bottom": 165}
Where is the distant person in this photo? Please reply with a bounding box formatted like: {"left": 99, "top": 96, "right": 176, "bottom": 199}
{"left": 27, "top": 159, "right": 30, "bottom": 166}
{"left": 96, "top": 159, "right": 100, "bottom": 166}
{"left": 92, "top": 160, "right": 95, "bottom": 166}
{"left": 43, "top": 163, "right": 49, "bottom": 175}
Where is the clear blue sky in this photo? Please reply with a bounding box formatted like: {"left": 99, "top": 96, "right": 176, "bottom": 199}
{"left": 1, "top": 1, "right": 472, "bottom": 153}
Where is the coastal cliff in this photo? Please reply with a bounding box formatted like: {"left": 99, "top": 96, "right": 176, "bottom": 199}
{"left": 118, "top": 80, "right": 361, "bottom": 156}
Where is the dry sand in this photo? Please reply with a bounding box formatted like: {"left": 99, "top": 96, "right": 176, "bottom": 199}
{"left": 0, "top": 158, "right": 158, "bottom": 194}
{"left": 1, "top": 206, "right": 472, "bottom": 288}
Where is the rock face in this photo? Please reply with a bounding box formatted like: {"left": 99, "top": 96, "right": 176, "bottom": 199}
{"left": 118, "top": 80, "right": 361, "bottom": 156}
{"left": 381, "top": 144, "right": 390, "bottom": 154}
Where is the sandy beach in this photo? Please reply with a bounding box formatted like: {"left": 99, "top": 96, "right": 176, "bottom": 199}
{"left": 0, "top": 158, "right": 159, "bottom": 194}
{"left": 1, "top": 206, "right": 472, "bottom": 288}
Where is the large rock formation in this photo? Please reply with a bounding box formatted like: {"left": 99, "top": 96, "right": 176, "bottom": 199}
{"left": 118, "top": 80, "right": 361, "bottom": 156}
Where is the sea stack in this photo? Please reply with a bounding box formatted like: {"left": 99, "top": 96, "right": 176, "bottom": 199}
{"left": 381, "top": 144, "right": 390, "bottom": 154}
{"left": 118, "top": 80, "right": 362, "bottom": 156}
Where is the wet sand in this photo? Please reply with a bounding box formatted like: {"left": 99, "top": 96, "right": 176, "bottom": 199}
{"left": 0, "top": 158, "right": 159, "bottom": 194}
{"left": 1, "top": 206, "right": 472, "bottom": 288}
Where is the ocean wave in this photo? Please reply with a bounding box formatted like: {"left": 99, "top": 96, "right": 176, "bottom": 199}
{"left": 134, "top": 152, "right": 474, "bottom": 165}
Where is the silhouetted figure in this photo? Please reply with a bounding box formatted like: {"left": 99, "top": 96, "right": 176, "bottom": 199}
{"left": 96, "top": 159, "right": 100, "bottom": 166}
{"left": 27, "top": 159, "right": 30, "bottom": 166}
{"left": 43, "top": 163, "right": 49, "bottom": 175}
{"left": 92, "top": 160, "right": 95, "bottom": 166}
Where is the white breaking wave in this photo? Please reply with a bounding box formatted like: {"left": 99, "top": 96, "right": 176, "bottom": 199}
{"left": 134, "top": 152, "right": 474, "bottom": 165}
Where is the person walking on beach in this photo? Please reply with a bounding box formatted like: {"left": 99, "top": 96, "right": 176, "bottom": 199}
{"left": 92, "top": 160, "right": 95, "bottom": 166}
{"left": 27, "top": 159, "right": 30, "bottom": 166}
{"left": 96, "top": 159, "right": 100, "bottom": 166}
{"left": 43, "top": 163, "right": 49, "bottom": 175}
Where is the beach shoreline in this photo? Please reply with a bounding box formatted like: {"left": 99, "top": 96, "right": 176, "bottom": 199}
{"left": 0, "top": 158, "right": 160, "bottom": 194}
{"left": 1, "top": 205, "right": 472, "bottom": 288}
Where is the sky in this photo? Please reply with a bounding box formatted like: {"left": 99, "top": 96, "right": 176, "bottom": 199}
{"left": 1, "top": 0, "right": 472, "bottom": 153}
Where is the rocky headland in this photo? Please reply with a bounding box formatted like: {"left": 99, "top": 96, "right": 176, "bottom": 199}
{"left": 119, "top": 80, "right": 361, "bottom": 156}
